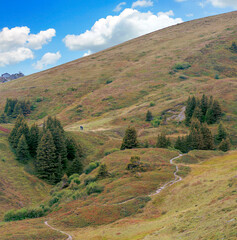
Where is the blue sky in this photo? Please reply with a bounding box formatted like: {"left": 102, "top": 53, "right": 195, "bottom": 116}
{"left": 0, "top": 0, "right": 236, "bottom": 75}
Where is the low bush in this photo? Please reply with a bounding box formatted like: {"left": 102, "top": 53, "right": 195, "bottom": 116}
{"left": 104, "top": 148, "right": 120, "bottom": 156}
{"left": 85, "top": 161, "right": 100, "bottom": 174}
{"left": 86, "top": 182, "right": 104, "bottom": 195}
{"left": 4, "top": 207, "right": 47, "bottom": 222}
{"left": 172, "top": 62, "right": 191, "bottom": 71}
{"left": 84, "top": 176, "right": 97, "bottom": 186}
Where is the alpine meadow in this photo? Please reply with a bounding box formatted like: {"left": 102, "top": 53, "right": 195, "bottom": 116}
{"left": 0, "top": 10, "right": 236, "bottom": 240}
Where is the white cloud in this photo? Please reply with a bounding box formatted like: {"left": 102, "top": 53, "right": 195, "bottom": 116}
{"left": 114, "top": 2, "right": 126, "bottom": 12}
{"left": 0, "top": 48, "right": 33, "bottom": 67}
{"left": 63, "top": 8, "right": 183, "bottom": 53}
{"left": 27, "top": 29, "right": 56, "bottom": 50}
{"left": 33, "top": 51, "right": 61, "bottom": 70}
{"left": 186, "top": 13, "right": 194, "bottom": 17}
{"left": 208, "top": 0, "right": 237, "bottom": 8}
{"left": 132, "top": 0, "right": 153, "bottom": 8}
{"left": 83, "top": 50, "right": 92, "bottom": 57}
{"left": 0, "top": 26, "right": 56, "bottom": 67}
{"left": 175, "top": 0, "right": 187, "bottom": 2}
{"left": 158, "top": 10, "right": 174, "bottom": 17}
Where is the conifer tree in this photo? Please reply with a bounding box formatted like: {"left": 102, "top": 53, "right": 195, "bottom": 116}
{"left": 190, "top": 119, "right": 203, "bottom": 150}
{"left": 29, "top": 124, "right": 40, "bottom": 156}
{"left": 185, "top": 96, "right": 196, "bottom": 125}
{"left": 216, "top": 122, "right": 228, "bottom": 143}
{"left": 8, "top": 115, "right": 30, "bottom": 148}
{"left": 212, "top": 100, "right": 222, "bottom": 122}
{"left": 218, "top": 138, "right": 231, "bottom": 152}
{"left": 0, "top": 113, "right": 7, "bottom": 123}
{"left": 201, "top": 123, "right": 214, "bottom": 150}
{"left": 205, "top": 108, "right": 215, "bottom": 125}
{"left": 51, "top": 127, "right": 68, "bottom": 169}
{"left": 146, "top": 110, "right": 153, "bottom": 122}
{"left": 35, "top": 130, "right": 59, "bottom": 184}
{"left": 12, "top": 102, "right": 23, "bottom": 118}
{"left": 200, "top": 94, "right": 208, "bottom": 116}
{"left": 192, "top": 106, "right": 203, "bottom": 123}
{"left": 174, "top": 136, "right": 183, "bottom": 152}
{"left": 67, "top": 156, "right": 83, "bottom": 176}
{"left": 121, "top": 126, "right": 138, "bottom": 150}
{"left": 66, "top": 137, "right": 83, "bottom": 161}
{"left": 16, "top": 135, "right": 30, "bottom": 163}
{"left": 156, "top": 133, "right": 171, "bottom": 148}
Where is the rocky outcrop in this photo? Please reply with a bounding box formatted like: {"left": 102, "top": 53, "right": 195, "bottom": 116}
{"left": 0, "top": 72, "right": 24, "bottom": 83}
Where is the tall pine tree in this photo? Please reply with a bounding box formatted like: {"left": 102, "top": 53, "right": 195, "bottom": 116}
{"left": 16, "top": 135, "right": 30, "bottom": 163}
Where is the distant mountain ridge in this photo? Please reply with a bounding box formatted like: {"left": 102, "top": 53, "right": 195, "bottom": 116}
{"left": 0, "top": 72, "right": 24, "bottom": 83}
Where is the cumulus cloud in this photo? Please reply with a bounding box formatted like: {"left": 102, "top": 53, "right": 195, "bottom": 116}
{"left": 0, "top": 48, "right": 33, "bottom": 67}
{"left": 27, "top": 29, "right": 56, "bottom": 50}
{"left": 0, "top": 26, "right": 56, "bottom": 67}
{"left": 132, "top": 0, "right": 153, "bottom": 8}
{"left": 208, "top": 0, "right": 237, "bottom": 8}
{"left": 83, "top": 50, "right": 92, "bottom": 57}
{"left": 114, "top": 2, "right": 126, "bottom": 12}
{"left": 158, "top": 10, "right": 174, "bottom": 17}
{"left": 186, "top": 13, "right": 194, "bottom": 17}
{"left": 63, "top": 8, "right": 183, "bottom": 53}
{"left": 175, "top": 0, "right": 187, "bottom": 2}
{"left": 33, "top": 51, "right": 61, "bottom": 70}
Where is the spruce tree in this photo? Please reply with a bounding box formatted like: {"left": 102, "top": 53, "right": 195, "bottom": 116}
{"left": 156, "top": 133, "right": 171, "bottom": 148}
{"left": 205, "top": 108, "right": 215, "bottom": 125}
{"left": 67, "top": 156, "right": 83, "bottom": 176}
{"left": 185, "top": 96, "right": 196, "bottom": 125}
{"left": 200, "top": 94, "right": 208, "bottom": 117}
{"left": 192, "top": 106, "right": 203, "bottom": 123}
{"left": 0, "top": 113, "right": 7, "bottom": 123}
{"left": 66, "top": 137, "right": 83, "bottom": 161}
{"left": 12, "top": 102, "right": 23, "bottom": 118}
{"left": 190, "top": 119, "right": 203, "bottom": 150}
{"left": 121, "top": 126, "right": 138, "bottom": 150}
{"left": 218, "top": 138, "right": 231, "bottom": 152}
{"left": 8, "top": 115, "right": 30, "bottom": 148}
{"left": 35, "top": 130, "right": 59, "bottom": 184}
{"left": 216, "top": 122, "right": 228, "bottom": 143}
{"left": 174, "top": 136, "right": 183, "bottom": 152}
{"left": 201, "top": 123, "right": 214, "bottom": 150}
{"left": 29, "top": 124, "right": 40, "bottom": 156}
{"left": 16, "top": 135, "right": 30, "bottom": 163}
{"left": 146, "top": 110, "right": 153, "bottom": 122}
{"left": 212, "top": 100, "right": 222, "bottom": 122}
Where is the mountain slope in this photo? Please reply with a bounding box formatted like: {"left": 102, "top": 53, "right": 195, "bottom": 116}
{"left": 0, "top": 12, "right": 236, "bottom": 135}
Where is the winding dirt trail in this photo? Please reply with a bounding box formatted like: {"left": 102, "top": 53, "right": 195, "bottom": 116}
{"left": 149, "top": 154, "right": 183, "bottom": 196}
{"left": 44, "top": 153, "right": 184, "bottom": 238}
{"left": 44, "top": 221, "right": 72, "bottom": 240}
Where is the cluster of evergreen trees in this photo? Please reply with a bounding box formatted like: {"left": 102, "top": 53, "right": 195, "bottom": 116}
{"left": 185, "top": 95, "right": 222, "bottom": 125}
{"left": 9, "top": 115, "right": 83, "bottom": 184}
{"left": 175, "top": 119, "right": 214, "bottom": 153}
{"left": 4, "top": 98, "right": 32, "bottom": 118}
{"left": 121, "top": 119, "right": 230, "bottom": 153}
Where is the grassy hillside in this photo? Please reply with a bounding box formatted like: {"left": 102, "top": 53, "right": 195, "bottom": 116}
{"left": 0, "top": 12, "right": 236, "bottom": 138}
{"left": 0, "top": 11, "right": 236, "bottom": 240}
{"left": 0, "top": 130, "right": 50, "bottom": 219}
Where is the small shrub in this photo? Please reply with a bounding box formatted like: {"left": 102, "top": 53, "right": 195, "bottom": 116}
{"left": 85, "top": 161, "right": 100, "bottom": 174}
{"left": 104, "top": 148, "right": 120, "bottom": 156}
{"left": 172, "top": 62, "right": 191, "bottom": 71}
{"left": 84, "top": 176, "right": 97, "bottom": 186}
{"left": 69, "top": 174, "right": 80, "bottom": 183}
{"left": 49, "top": 196, "right": 60, "bottom": 207}
{"left": 150, "top": 101, "right": 155, "bottom": 107}
{"left": 86, "top": 182, "right": 104, "bottom": 195}
{"left": 36, "top": 97, "right": 43, "bottom": 102}
{"left": 179, "top": 75, "right": 188, "bottom": 80}
{"left": 215, "top": 74, "right": 220, "bottom": 79}
{"left": 4, "top": 207, "right": 47, "bottom": 222}
{"left": 96, "top": 164, "right": 110, "bottom": 179}
{"left": 106, "top": 80, "right": 113, "bottom": 84}
{"left": 151, "top": 117, "right": 161, "bottom": 127}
